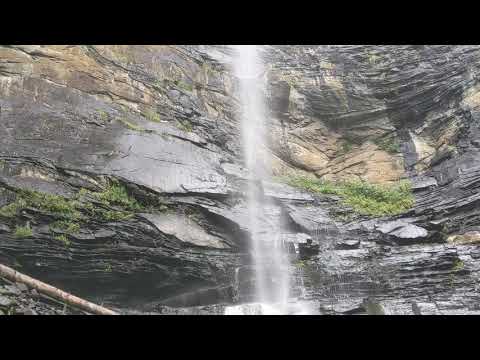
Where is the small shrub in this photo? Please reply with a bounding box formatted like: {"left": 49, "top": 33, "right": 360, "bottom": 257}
{"left": 14, "top": 225, "right": 33, "bottom": 238}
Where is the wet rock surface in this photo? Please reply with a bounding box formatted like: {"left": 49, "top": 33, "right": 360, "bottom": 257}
{"left": 0, "top": 277, "right": 85, "bottom": 315}
{"left": 1, "top": 45, "right": 480, "bottom": 314}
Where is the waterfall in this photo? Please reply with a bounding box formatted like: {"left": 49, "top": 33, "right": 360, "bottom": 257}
{"left": 230, "top": 45, "right": 290, "bottom": 314}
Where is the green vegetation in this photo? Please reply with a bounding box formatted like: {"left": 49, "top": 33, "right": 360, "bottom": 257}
{"left": 278, "top": 175, "right": 414, "bottom": 217}
{"left": 0, "top": 198, "right": 27, "bottom": 218}
{"left": 174, "top": 80, "right": 193, "bottom": 92}
{"left": 104, "top": 263, "right": 113, "bottom": 273}
{"left": 1, "top": 190, "right": 83, "bottom": 220}
{"left": 19, "top": 189, "right": 83, "bottom": 220}
{"left": 90, "top": 182, "right": 143, "bottom": 212}
{"left": 2, "top": 180, "right": 168, "bottom": 236}
{"left": 49, "top": 220, "right": 80, "bottom": 234}
{"left": 54, "top": 234, "right": 71, "bottom": 247}
{"left": 97, "top": 109, "right": 109, "bottom": 122}
{"left": 177, "top": 120, "right": 193, "bottom": 132}
{"left": 143, "top": 109, "right": 162, "bottom": 123}
{"left": 117, "top": 117, "right": 145, "bottom": 132}
{"left": 374, "top": 136, "right": 401, "bottom": 154}
{"left": 14, "top": 225, "right": 33, "bottom": 238}
{"left": 95, "top": 209, "right": 133, "bottom": 221}
{"left": 341, "top": 141, "right": 353, "bottom": 154}
{"left": 295, "top": 260, "right": 307, "bottom": 268}
{"left": 452, "top": 258, "right": 465, "bottom": 271}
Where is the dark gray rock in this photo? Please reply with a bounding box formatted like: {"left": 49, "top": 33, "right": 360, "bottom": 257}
{"left": 411, "top": 176, "right": 438, "bottom": 191}
{"left": 335, "top": 240, "right": 361, "bottom": 250}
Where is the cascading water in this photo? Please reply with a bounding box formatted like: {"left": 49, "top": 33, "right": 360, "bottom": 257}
{"left": 228, "top": 45, "right": 291, "bottom": 314}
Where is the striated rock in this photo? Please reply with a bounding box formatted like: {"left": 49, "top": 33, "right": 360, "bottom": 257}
{"left": 388, "top": 224, "right": 429, "bottom": 241}
{"left": 140, "top": 212, "right": 231, "bottom": 249}
{"left": 410, "top": 176, "right": 438, "bottom": 191}
{"left": 448, "top": 231, "right": 480, "bottom": 245}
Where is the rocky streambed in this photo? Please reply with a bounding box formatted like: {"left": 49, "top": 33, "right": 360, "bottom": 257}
{"left": 1, "top": 45, "right": 480, "bottom": 315}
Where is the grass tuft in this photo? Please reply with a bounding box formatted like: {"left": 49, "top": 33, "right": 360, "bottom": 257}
{"left": 0, "top": 198, "right": 27, "bottom": 218}
{"left": 143, "top": 109, "right": 162, "bottom": 123}
{"left": 91, "top": 181, "right": 142, "bottom": 212}
{"left": 49, "top": 220, "right": 80, "bottom": 234}
{"left": 278, "top": 175, "right": 414, "bottom": 217}
{"left": 54, "top": 234, "right": 71, "bottom": 247}
{"left": 14, "top": 225, "right": 33, "bottom": 238}
{"left": 117, "top": 118, "right": 145, "bottom": 132}
{"left": 175, "top": 80, "right": 193, "bottom": 92}
{"left": 19, "top": 189, "right": 82, "bottom": 220}
{"left": 374, "top": 136, "right": 401, "bottom": 154}
{"left": 177, "top": 120, "right": 193, "bottom": 132}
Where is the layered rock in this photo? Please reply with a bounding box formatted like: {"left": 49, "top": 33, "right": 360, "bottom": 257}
{"left": 1, "top": 45, "right": 480, "bottom": 314}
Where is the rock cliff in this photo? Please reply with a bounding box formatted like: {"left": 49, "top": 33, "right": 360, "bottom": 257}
{"left": 1, "top": 45, "right": 480, "bottom": 314}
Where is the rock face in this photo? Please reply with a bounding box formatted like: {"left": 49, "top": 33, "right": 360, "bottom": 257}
{"left": 1, "top": 45, "right": 480, "bottom": 314}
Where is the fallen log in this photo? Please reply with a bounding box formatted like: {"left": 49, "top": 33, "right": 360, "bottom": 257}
{"left": 0, "top": 263, "right": 118, "bottom": 315}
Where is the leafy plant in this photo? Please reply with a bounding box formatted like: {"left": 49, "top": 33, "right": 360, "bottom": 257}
{"left": 14, "top": 225, "right": 33, "bottom": 238}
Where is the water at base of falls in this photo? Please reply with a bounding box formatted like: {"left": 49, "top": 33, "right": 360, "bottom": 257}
{"left": 224, "top": 301, "right": 319, "bottom": 315}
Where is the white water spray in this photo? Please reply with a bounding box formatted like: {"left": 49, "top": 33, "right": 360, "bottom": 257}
{"left": 231, "top": 45, "right": 290, "bottom": 314}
